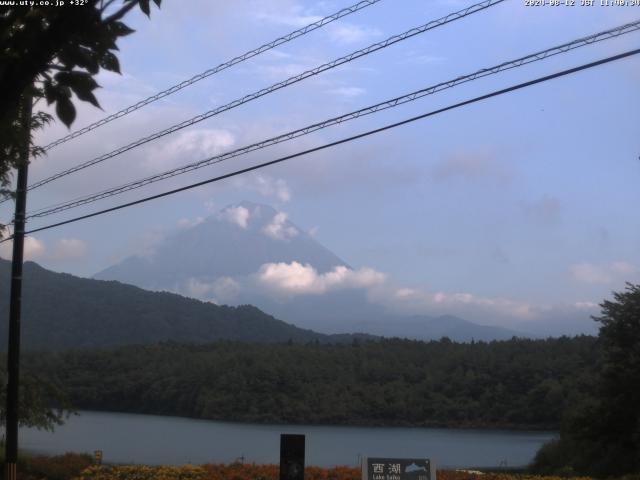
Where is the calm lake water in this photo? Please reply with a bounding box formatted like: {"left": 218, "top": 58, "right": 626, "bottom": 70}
{"left": 21, "top": 411, "right": 555, "bottom": 468}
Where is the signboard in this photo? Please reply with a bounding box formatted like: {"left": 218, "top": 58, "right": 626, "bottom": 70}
{"left": 279, "top": 434, "right": 305, "bottom": 480}
{"left": 363, "top": 458, "right": 435, "bottom": 480}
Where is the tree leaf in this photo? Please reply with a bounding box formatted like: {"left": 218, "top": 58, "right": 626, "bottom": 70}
{"left": 74, "top": 86, "right": 101, "bottom": 109}
{"left": 54, "top": 71, "right": 99, "bottom": 92}
{"left": 43, "top": 81, "right": 56, "bottom": 105}
{"left": 55, "top": 97, "right": 76, "bottom": 128}
{"left": 99, "top": 50, "right": 121, "bottom": 74}
{"left": 139, "top": 0, "right": 150, "bottom": 17}
{"left": 152, "top": 0, "right": 161, "bottom": 6}
{"left": 110, "top": 21, "right": 135, "bottom": 37}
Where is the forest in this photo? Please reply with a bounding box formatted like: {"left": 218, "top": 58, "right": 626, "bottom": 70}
{"left": 24, "top": 335, "right": 598, "bottom": 430}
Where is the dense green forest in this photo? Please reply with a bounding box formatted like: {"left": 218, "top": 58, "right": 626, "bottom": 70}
{"left": 25, "top": 336, "right": 598, "bottom": 430}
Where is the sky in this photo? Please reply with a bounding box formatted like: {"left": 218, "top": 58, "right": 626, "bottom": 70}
{"left": 1, "top": 0, "right": 639, "bottom": 331}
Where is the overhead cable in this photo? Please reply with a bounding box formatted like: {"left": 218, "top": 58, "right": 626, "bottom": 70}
{"left": 42, "top": 0, "right": 385, "bottom": 151}
{"left": 25, "top": 20, "right": 640, "bottom": 220}
{"left": 5, "top": 47, "right": 635, "bottom": 241}
{"left": 20, "top": 0, "right": 505, "bottom": 196}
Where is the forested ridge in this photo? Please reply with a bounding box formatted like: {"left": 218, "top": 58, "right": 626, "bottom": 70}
{"left": 26, "top": 336, "right": 598, "bottom": 430}
{"left": 0, "top": 259, "right": 371, "bottom": 349}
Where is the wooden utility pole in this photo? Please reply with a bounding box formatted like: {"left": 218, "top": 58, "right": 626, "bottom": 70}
{"left": 4, "top": 95, "right": 32, "bottom": 480}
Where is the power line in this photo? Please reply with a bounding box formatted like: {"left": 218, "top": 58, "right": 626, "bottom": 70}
{"left": 7, "top": 47, "right": 636, "bottom": 241}
{"left": 20, "top": 0, "right": 505, "bottom": 196}
{"left": 42, "top": 0, "right": 384, "bottom": 152}
{"left": 24, "top": 20, "right": 640, "bottom": 220}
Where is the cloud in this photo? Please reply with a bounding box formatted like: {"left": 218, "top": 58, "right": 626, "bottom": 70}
{"left": 431, "top": 149, "right": 513, "bottom": 184}
{"left": 402, "top": 52, "right": 445, "bottom": 65}
{"left": 256, "top": 261, "right": 385, "bottom": 295}
{"left": 383, "top": 287, "right": 537, "bottom": 320}
{"left": 569, "top": 261, "right": 638, "bottom": 285}
{"left": 262, "top": 212, "right": 299, "bottom": 241}
{"left": 574, "top": 301, "right": 599, "bottom": 310}
{"left": 327, "top": 86, "right": 366, "bottom": 98}
{"left": 177, "top": 217, "right": 205, "bottom": 229}
{"left": 146, "top": 129, "right": 235, "bottom": 171}
{"left": 220, "top": 206, "right": 250, "bottom": 229}
{"left": 252, "top": 5, "right": 322, "bottom": 28}
{"left": 521, "top": 195, "right": 562, "bottom": 224}
{"left": 0, "top": 236, "right": 46, "bottom": 261}
{"left": 185, "top": 276, "right": 241, "bottom": 303}
{"left": 49, "top": 238, "right": 88, "bottom": 261}
{"left": 234, "top": 174, "right": 291, "bottom": 203}
{"left": 326, "top": 23, "right": 381, "bottom": 44}
{"left": 257, "top": 62, "right": 316, "bottom": 80}
{"left": 253, "top": 3, "right": 379, "bottom": 43}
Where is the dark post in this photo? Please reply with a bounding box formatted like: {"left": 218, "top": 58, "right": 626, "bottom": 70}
{"left": 4, "top": 95, "right": 32, "bottom": 480}
{"left": 279, "top": 434, "right": 305, "bottom": 480}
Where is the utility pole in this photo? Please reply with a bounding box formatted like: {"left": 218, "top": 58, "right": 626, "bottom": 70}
{"left": 4, "top": 95, "right": 32, "bottom": 480}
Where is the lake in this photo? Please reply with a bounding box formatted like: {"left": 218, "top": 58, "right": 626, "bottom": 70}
{"left": 21, "top": 411, "right": 555, "bottom": 468}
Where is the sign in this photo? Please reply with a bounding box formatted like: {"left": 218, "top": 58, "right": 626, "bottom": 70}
{"left": 279, "top": 434, "right": 305, "bottom": 480}
{"left": 363, "top": 458, "right": 435, "bottom": 480}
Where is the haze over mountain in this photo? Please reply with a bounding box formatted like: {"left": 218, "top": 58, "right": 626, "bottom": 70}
{"left": 95, "top": 201, "right": 533, "bottom": 341}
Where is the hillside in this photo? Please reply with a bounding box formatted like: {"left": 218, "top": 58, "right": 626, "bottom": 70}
{"left": 0, "top": 258, "right": 357, "bottom": 350}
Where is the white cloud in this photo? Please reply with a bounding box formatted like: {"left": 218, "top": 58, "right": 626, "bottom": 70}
{"left": 0, "top": 236, "right": 45, "bottom": 261}
{"left": 257, "top": 62, "right": 317, "bottom": 80}
{"left": 253, "top": 5, "right": 322, "bottom": 28}
{"left": 574, "top": 301, "right": 599, "bottom": 310}
{"left": 220, "top": 206, "right": 250, "bottom": 229}
{"left": 327, "top": 23, "right": 381, "bottom": 44}
{"left": 185, "top": 276, "right": 241, "bottom": 303}
{"left": 570, "top": 261, "right": 637, "bottom": 285}
{"left": 402, "top": 52, "right": 445, "bottom": 65}
{"left": 185, "top": 278, "right": 213, "bottom": 299}
{"left": 234, "top": 175, "right": 291, "bottom": 203}
{"left": 262, "top": 212, "right": 299, "bottom": 241}
{"left": 49, "top": 238, "right": 88, "bottom": 261}
{"left": 147, "top": 129, "right": 235, "bottom": 171}
{"left": 256, "top": 262, "right": 385, "bottom": 295}
{"left": 327, "top": 86, "right": 366, "bottom": 98}
{"left": 177, "top": 217, "right": 205, "bottom": 229}
{"left": 385, "top": 287, "right": 537, "bottom": 320}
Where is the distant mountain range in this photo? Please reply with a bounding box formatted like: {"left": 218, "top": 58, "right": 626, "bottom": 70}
{"left": 94, "top": 201, "right": 532, "bottom": 342}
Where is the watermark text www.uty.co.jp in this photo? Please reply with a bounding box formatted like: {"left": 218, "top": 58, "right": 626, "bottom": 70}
{"left": 0, "top": 0, "right": 88, "bottom": 6}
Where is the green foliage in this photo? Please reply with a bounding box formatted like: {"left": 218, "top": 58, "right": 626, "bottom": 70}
{"left": 0, "top": 0, "right": 161, "bottom": 222}
{"left": 530, "top": 284, "right": 640, "bottom": 477}
{"left": 25, "top": 336, "right": 598, "bottom": 430}
{"left": 0, "top": 363, "right": 72, "bottom": 431}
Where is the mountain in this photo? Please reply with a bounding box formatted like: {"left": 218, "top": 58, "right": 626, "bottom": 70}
{"left": 0, "top": 258, "right": 368, "bottom": 351}
{"left": 95, "top": 201, "right": 347, "bottom": 291}
{"left": 94, "top": 201, "right": 533, "bottom": 341}
{"left": 349, "top": 314, "right": 529, "bottom": 342}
